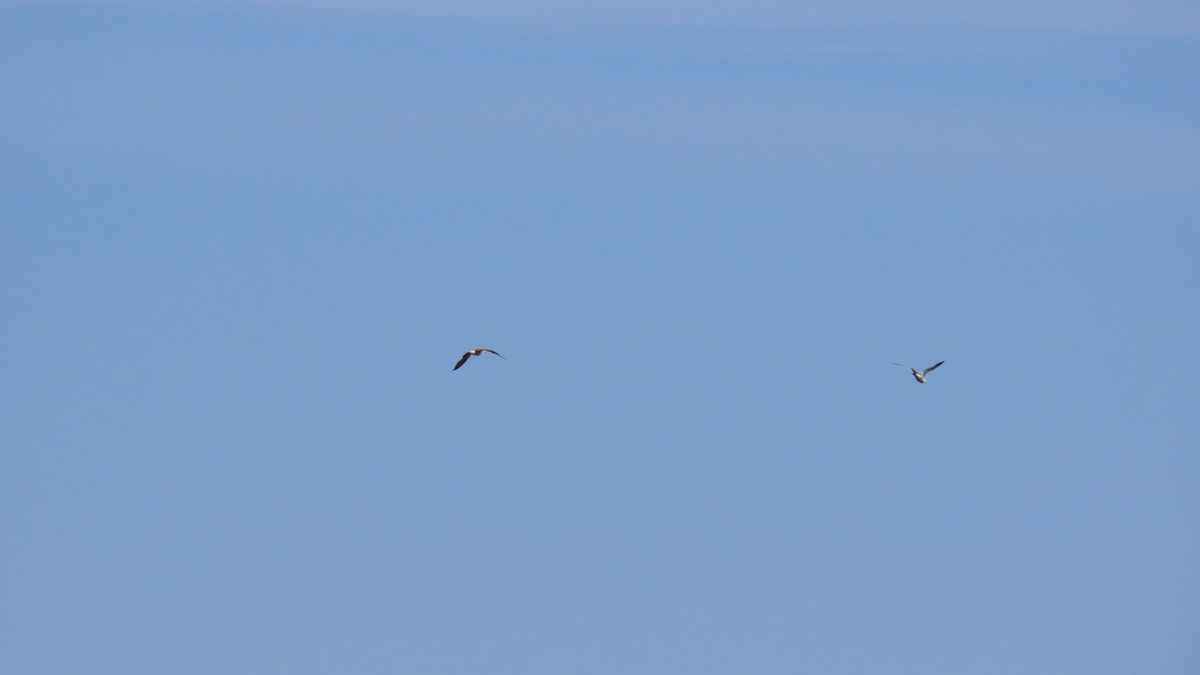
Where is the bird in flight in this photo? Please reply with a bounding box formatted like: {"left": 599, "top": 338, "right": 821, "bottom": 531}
{"left": 454, "top": 348, "right": 506, "bottom": 371}
{"left": 891, "top": 360, "right": 945, "bottom": 383}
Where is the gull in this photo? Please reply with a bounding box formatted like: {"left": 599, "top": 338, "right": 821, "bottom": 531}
{"left": 453, "top": 348, "right": 506, "bottom": 371}
{"left": 891, "top": 360, "right": 945, "bottom": 384}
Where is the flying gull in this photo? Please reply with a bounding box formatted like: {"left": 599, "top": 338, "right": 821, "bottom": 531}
{"left": 891, "top": 360, "right": 945, "bottom": 383}
{"left": 454, "top": 348, "right": 506, "bottom": 371}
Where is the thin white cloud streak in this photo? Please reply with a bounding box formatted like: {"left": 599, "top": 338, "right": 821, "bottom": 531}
{"left": 14, "top": 0, "right": 1200, "bottom": 40}
{"left": 21, "top": 66, "right": 1190, "bottom": 199}
{"left": 445, "top": 81, "right": 1200, "bottom": 197}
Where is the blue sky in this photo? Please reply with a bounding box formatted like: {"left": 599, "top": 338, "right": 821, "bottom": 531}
{"left": 3, "top": 1, "right": 1199, "bottom": 673}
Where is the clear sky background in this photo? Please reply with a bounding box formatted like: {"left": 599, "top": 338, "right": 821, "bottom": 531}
{"left": 3, "top": 1, "right": 1199, "bottom": 673}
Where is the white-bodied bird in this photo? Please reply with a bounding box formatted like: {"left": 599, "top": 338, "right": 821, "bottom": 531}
{"left": 891, "top": 360, "right": 945, "bottom": 383}
{"left": 453, "top": 348, "right": 505, "bottom": 371}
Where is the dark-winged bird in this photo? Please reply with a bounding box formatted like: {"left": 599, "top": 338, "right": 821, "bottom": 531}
{"left": 891, "top": 360, "right": 945, "bottom": 383}
{"left": 454, "top": 348, "right": 506, "bottom": 371}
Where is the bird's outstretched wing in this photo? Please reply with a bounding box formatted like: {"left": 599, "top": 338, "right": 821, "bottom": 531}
{"left": 453, "top": 353, "right": 471, "bottom": 370}
{"left": 483, "top": 349, "right": 506, "bottom": 359}
{"left": 890, "top": 362, "right": 918, "bottom": 374}
{"left": 922, "top": 360, "right": 945, "bottom": 376}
